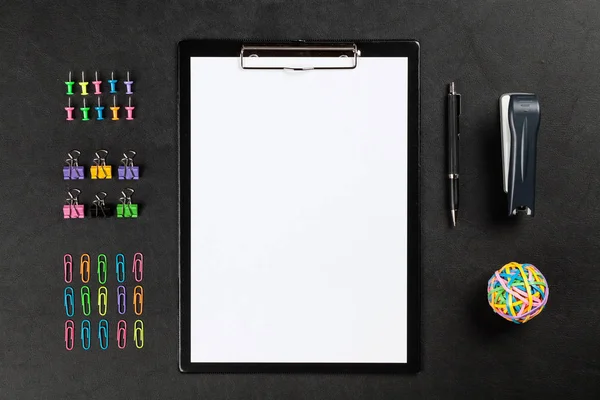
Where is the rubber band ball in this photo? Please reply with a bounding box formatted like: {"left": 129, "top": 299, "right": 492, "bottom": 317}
{"left": 487, "top": 262, "right": 549, "bottom": 324}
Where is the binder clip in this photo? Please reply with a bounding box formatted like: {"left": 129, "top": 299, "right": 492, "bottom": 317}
{"left": 90, "top": 192, "right": 111, "bottom": 218}
{"left": 118, "top": 150, "right": 139, "bottom": 180}
{"left": 81, "top": 320, "right": 91, "bottom": 350}
{"left": 117, "top": 188, "right": 138, "bottom": 218}
{"left": 98, "top": 319, "right": 109, "bottom": 350}
{"left": 65, "top": 320, "right": 75, "bottom": 351}
{"left": 500, "top": 93, "right": 541, "bottom": 216}
{"left": 117, "top": 320, "right": 127, "bottom": 349}
{"left": 63, "top": 189, "right": 84, "bottom": 219}
{"left": 90, "top": 149, "right": 112, "bottom": 179}
{"left": 133, "top": 285, "right": 144, "bottom": 315}
{"left": 63, "top": 150, "right": 84, "bottom": 180}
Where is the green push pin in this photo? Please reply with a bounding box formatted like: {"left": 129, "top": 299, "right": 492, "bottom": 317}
{"left": 80, "top": 98, "right": 90, "bottom": 121}
{"left": 65, "top": 71, "right": 75, "bottom": 95}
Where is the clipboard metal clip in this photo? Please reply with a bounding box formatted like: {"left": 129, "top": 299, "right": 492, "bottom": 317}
{"left": 240, "top": 43, "right": 360, "bottom": 70}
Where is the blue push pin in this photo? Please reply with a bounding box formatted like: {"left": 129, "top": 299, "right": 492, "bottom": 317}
{"left": 108, "top": 71, "right": 118, "bottom": 94}
{"left": 95, "top": 97, "right": 105, "bottom": 120}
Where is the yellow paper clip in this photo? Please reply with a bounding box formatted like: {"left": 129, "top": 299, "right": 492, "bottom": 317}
{"left": 80, "top": 253, "right": 90, "bottom": 283}
{"left": 98, "top": 286, "right": 108, "bottom": 316}
{"left": 133, "top": 285, "right": 144, "bottom": 315}
{"left": 134, "top": 320, "right": 144, "bottom": 349}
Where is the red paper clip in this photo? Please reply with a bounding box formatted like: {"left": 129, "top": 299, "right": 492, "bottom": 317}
{"left": 133, "top": 285, "right": 144, "bottom": 316}
{"left": 65, "top": 320, "right": 75, "bottom": 351}
{"left": 64, "top": 254, "right": 73, "bottom": 283}
{"left": 117, "top": 320, "right": 127, "bottom": 349}
{"left": 133, "top": 252, "right": 143, "bottom": 282}
{"left": 80, "top": 253, "right": 90, "bottom": 283}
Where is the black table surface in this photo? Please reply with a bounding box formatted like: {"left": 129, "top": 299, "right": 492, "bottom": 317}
{"left": 1, "top": 1, "right": 599, "bottom": 399}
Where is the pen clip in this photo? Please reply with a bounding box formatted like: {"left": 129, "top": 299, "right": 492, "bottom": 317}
{"left": 80, "top": 253, "right": 90, "bottom": 283}
{"left": 63, "top": 254, "right": 73, "bottom": 283}
{"left": 117, "top": 285, "right": 127, "bottom": 315}
{"left": 98, "top": 286, "right": 108, "bottom": 316}
{"left": 116, "top": 253, "right": 126, "bottom": 283}
{"left": 98, "top": 319, "right": 109, "bottom": 350}
{"left": 97, "top": 253, "right": 107, "bottom": 284}
{"left": 133, "top": 252, "right": 143, "bottom": 282}
{"left": 64, "top": 286, "right": 74, "bottom": 317}
{"left": 117, "top": 320, "right": 127, "bottom": 349}
{"left": 81, "top": 320, "right": 91, "bottom": 350}
{"left": 65, "top": 320, "right": 74, "bottom": 351}
{"left": 134, "top": 320, "right": 144, "bottom": 349}
{"left": 81, "top": 285, "right": 91, "bottom": 316}
{"left": 133, "top": 285, "right": 144, "bottom": 316}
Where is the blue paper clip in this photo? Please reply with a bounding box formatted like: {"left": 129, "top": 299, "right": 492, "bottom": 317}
{"left": 98, "top": 319, "right": 109, "bottom": 350}
{"left": 81, "top": 320, "right": 91, "bottom": 350}
{"left": 117, "top": 285, "right": 126, "bottom": 314}
{"left": 116, "top": 253, "right": 125, "bottom": 283}
{"left": 64, "top": 286, "right": 74, "bottom": 317}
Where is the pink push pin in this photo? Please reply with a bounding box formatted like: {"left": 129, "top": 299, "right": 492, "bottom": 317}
{"left": 124, "top": 71, "right": 134, "bottom": 94}
{"left": 65, "top": 98, "right": 75, "bottom": 121}
{"left": 92, "top": 71, "right": 102, "bottom": 95}
{"left": 125, "top": 97, "right": 135, "bottom": 120}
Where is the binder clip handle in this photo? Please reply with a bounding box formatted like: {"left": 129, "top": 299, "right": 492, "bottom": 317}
{"left": 94, "top": 149, "right": 109, "bottom": 166}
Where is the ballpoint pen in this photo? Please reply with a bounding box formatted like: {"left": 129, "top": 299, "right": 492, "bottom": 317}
{"left": 447, "top": 82, "right": 460, "bottom": 226}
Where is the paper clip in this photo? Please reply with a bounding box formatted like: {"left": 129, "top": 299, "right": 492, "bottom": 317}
{"left": 117, "top": 320, "right": 127, "bottom": 349}
{"left": 134, "top": 320, "right": 144, "bottom": 349}
{"left": 97, "top": 253, "right": 107, "bottom": 284}
{"left": 117, "top": 285, "right": 126, "bottom": 314}
{"left": 90, "top": 192, "right": 111, "bottom": 218}
{"left": 81, "top": 285, "right": 91, "bottom": 316}
{"left": 133, "top": 252, "right": 143, "bottom": 282}
{"left": 64, "top": 253, "right": 73, "bottom": 283}
{"left": 65, "top": 320, "right": 75, "bottom": 351}
{"left": 80, "top": 253, "right": 90, "bottom": 283}
{"left": 118, "top": 150, "right": 139, "bottom": 180}
{"left": 133, "top": 285, "right": 144, "bottom": 315}
{"left": 64, "top": 286, "right": 74, "bottom": 317}
{"left": 98, "top": 286, "right": 108, "bottom": 316}
{"left": 63, "top": 189, "right": 84, "bottom": 219}
{"left": 81, "top": 320, "right": 91, "bottom": 350}
{"left": 116, "top": 253, "right": 126, "bottom": 282}
{"left": 63, "top": 150, "right": 84, "bottom": 180}
{"left": 98, "top": 319, "right": 109, "bottom": 350}
{"left": 90, "top": 149, "right": 112, "bottom": 179}
{"left": 117, "top": 187, "right": 139, "bottom": 218}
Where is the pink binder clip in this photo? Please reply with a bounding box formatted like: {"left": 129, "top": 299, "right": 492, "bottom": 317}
{"left": 64, "top": 254, "right": 73, "bottom": 283}
{"left": 65, "top": 320, "right": 75, "bottom": 351}
{"left": 63, "top": 189, "right": 84, "bottom": 219}
{"left": 133, "top": 252, "right": 143, "bottom": 282}
{"left": 117, "top": 320, "right": 127, "bottom": 349}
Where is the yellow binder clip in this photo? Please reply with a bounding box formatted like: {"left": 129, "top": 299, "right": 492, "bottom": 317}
{"left": 90, "top": 149, "right": 112, "bottom": 179}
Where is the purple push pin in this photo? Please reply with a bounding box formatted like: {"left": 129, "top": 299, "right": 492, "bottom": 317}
{"left": 63, "top": 150, "right": 84, "bottom": 180}
{"left": 117, "top": 285, "right": 127, "bottom": 315}
{"left": 124, "top": 71, "right": 133, "bottom": 94}
{"left": 118, "top": 150, "right": 139, "bottom": 180}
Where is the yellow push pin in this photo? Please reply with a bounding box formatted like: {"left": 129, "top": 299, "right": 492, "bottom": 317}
{"left": 79, "top": 71, "right": 89, "bottom": 96}
{"left": 110, "top": 96, "right": 120, "bottom": 121}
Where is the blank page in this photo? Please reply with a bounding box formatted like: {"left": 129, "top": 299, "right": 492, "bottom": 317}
{"left": 189, "top": 57, "right": 408, "bottom": 363}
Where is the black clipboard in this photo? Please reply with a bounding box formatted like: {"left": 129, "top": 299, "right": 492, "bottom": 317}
{"left": 179, "top": 40, "right": 420, "bottom": 373}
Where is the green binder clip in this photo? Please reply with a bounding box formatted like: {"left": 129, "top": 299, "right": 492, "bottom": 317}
{"left": 117, "top": 188, "right": 138, "bottom": 218}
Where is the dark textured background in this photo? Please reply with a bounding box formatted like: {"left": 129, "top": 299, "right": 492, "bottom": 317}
{"left": 0, "top": 0, "right": 599, "bottom": 399}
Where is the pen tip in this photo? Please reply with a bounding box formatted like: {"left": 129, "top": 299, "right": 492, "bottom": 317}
{"left": 449, "top": 82, "right": 455, "bottom": 94}
{"left": 451, "top": 210, "right": 457, "bottom": 227}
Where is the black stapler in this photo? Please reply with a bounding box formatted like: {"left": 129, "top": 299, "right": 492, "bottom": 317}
{"left": 499, "top": 93, "right": 541, "bottom": 216}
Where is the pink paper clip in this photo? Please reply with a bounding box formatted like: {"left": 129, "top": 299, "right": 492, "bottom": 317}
{"left": 133, "top": 252, "right": 143, "bottom": 282}
{"left": 64, "top": 254, "right": 73, "bottom": 283}
{"left": 65, "top": 320, "right": 75, "bottom": 351}
{"left": 117, "top": 320, "right": 127, "bottom": 349}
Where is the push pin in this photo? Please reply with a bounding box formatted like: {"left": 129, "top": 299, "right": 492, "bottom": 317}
{"left": 124, "top": 71, "right": 134, "bottom": 94}
{"left": 92, "top": 71, "right": 102, "bottom": 95}
{"left": 63, "top": 150, "right": 84, "bottom": 180}
{"left": 90, "top": 149, "right": 112, "bottom": 179}
{"left": 110, "top": 96, "right": 120, "bottom": 120}
{"left": 125, "top": 97, "right": 135, "bottom": 120}
{"left": 95, "top": 97, "right": 104, "bottom": 120}
{"left": 117, "top": 188, "right": 139, "bottom": 218}
{"left": 108, "top": 71, "right": 118, "bottom": 94}
{"left": 79, "top": 71, "right": 89, "bottom": 96}
{"left": 118, "top": 150, "right": 139, "bottom": 180}
{"left": 65, "top": 98, "right": 75, "bottom": 121}
{"left": 65, "top": 72, "right": 75, "bottom": 95}
{"left": 80, "top": 98, "right": 90, "bottom": 121}
{"left": 63, "top": 189, "right": 84, "bottom": 219}
{"left": 90, "top": 192, "right": 111, "bottom": 218}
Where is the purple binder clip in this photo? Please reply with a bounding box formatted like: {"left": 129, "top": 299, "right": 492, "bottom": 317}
{"left": 63, "top": 150, "right": 84, "bottom": 180}
{"left": 118, "top": 150, "right": 139, "bottom": 180}
{"left": 63, "top": 189, "right": 84, "bottom": 219}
